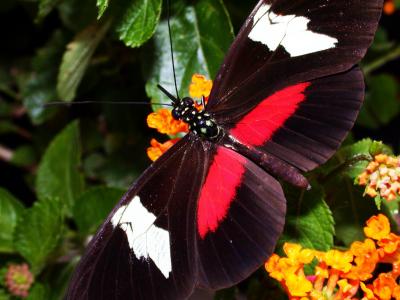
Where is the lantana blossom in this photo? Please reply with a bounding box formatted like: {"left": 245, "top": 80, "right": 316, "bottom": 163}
{"left": 4, "top": 263, "right": 34, "bottom": 298}
{"left": 146, "top": 74, "right": 212, "bottom": 161}
{"left": 266, "top": 214, "right": 400, "bottom": 300}
{"left": 357, "top": 154, "right": 400, "bottom": 202}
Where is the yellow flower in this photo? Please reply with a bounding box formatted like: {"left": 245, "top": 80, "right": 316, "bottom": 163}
{"left": 283, "top": 243, "right": 315, "bottom": 265}
{"left": 360, "top": 282, "right": 377, "bottom": 300}
{"left": 265, "top": 254, "right": 285, "bottom": 281}
{"left": 146, "top": 138, "right": 180, "bottom": 162}
{"left": 189, "top": 74, "right": 213, "bottom": 98}
{"left": 323, "top": 250, "right": 353, "bottom": 273}
{"left": 364, "top": 214, "right": 391, "bottom": 241}
{"left": 285, "top": 273, "right": 313, "bottom": 297}
{"left": 266, "top": 214, "right": 400, "bottom": 300}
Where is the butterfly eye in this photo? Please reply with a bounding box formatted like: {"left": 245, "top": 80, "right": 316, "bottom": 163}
{"left": 172, "top": 108, "right": 181, "bottom": 119}
{"left": 182, "top": 97, "right": 194, "bottom": 107}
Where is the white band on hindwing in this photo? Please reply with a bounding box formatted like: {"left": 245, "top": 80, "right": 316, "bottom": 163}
{"left": 111, "top": 196, "right": 172, "bottom": 279}
{"left": 249, "top": 4, "right": 338, "bottom": 57}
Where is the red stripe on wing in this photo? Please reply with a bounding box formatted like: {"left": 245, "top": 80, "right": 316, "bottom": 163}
{"left": 197, "top": 147, "right": 246, "bottom": 239}
{"left": 230, "top": 83, "right": 310, "bottom": 146}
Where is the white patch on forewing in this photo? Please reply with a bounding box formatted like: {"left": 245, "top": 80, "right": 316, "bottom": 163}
{"left": 248, "top": 4, "right": 338, "bottom": 57}
{"left": 111, "top": 196, "right": 172, "bottom": 278}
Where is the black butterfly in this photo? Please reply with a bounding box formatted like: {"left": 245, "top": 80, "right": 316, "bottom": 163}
{"left": 66, "top": 0, "right": 383, "bottom": 299}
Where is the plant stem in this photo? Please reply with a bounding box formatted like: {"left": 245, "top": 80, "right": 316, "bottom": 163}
{"left": 363, "top": 45, "right": 400, "bottom": 76}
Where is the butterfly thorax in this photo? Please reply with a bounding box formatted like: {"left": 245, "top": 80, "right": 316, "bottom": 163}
{"left": 172, "top": 97, "right": 220, "bottom": 140}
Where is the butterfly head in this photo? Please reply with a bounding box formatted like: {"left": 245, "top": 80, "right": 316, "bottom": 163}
{"left": 171, "top": 97, "right": 220, "bottom": 140}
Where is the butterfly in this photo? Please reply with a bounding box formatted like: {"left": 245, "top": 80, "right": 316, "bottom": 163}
{"left": 66, "top": 0, "right": 383, "bottom": 299}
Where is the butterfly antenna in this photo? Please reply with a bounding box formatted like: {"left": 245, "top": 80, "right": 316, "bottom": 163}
{"left": 157, "top": 84, "right": 178, "bottom": 104}
{"left": 42, "top": 100, "right": 173, "bottom": 107}
{"left": 166, "top": 0, "right": 180, "bottom": 100}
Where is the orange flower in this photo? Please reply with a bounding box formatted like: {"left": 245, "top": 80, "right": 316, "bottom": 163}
{"left": 393, "top": 285, "right": 400, "bottom": 300}
{"left": 378, "top": 233, "right": 400, "bottom": 255}
{"left": 384, "top": 1, "right": 396, "bottom": 15}
{"left": 146, "top": 74, "right": 213, "bottom": 161}
{"left": 266, "top": 214, "right": 400, "bottom": 300}
{"left": 147, "top": 138, "right": 180, "bottom": 162}
{"left": 364, "top": 214, "right": 391, "bottom": 241}
{"left": 373, "top": 273, "right": 397, "bottom": 300}
{"left": 189, "top": 74, "right": 213, "bottom": 98}
{"left": 345, "top": 239, "right": 379, "bottom": 281}
{"left": 147, "top": 108, "right": 188, "bottom": 135}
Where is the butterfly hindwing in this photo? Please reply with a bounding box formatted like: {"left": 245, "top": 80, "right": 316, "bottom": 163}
{"left": 66, "top": 136, "right": 208, "bottom": 300}
{"left": 195, "top": 146, "right": 285, "bottom": 289}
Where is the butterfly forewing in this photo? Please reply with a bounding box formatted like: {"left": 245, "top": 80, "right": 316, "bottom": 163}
{"left": 223, "top": 67, "right": 365, "bottom": 171}
{"left": 208, "top": 0, "right": 382, "bottom": 112}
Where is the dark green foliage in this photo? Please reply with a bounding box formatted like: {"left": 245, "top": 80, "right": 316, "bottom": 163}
{"left": 0, "top": 0, "right": 399, "bottom": 299}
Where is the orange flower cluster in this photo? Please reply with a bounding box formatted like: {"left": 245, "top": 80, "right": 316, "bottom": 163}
{"left": 358, "top": 154, "right": 400, "bottom": 202}
{"left": 146, "top": 74, "right": 212, "bottom": 161}
{"left": 4, "top": 263, "right": 34, "bottom": 298}
{"left": 147, "top": 109, "right": 188, "bottom": 135}
{"left": 146, "top": 138, "right": 180, "bottom": 162}
{"left": 266, "top": 214, "right": 400, "bottom": 300}
{"left": 384, "top": 0, "right": 397, "bottom": 15}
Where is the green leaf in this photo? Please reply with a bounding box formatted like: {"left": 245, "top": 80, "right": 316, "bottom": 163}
{"left": 26, "top": 283, "right": 48, "bottom": 300}
{"left": 21, "top": 31, "right": 68, "bottom": 125}
{"left": 319, "top": 139, "right": 392, "bottom": 182}
{"left": 14, "top": 198, "right": 64, "bottom": 274}
{"left": 37, "top": 0, "right": 60, "bottom": 22}
{"left": 57, "top": 21, "right": 111, "bottom": 101}
{"left": 214, "top": 287, "right": 238, "bottom": 300}
{"left": 145, "top": 0, "right": 234, "bottom": 109}
{"left": 43, "top": 260, "right": 78, "bottom": 300}
{"left": 73, "top": 187, "right": 124, "bottom": 235}
{"left": 36, "top": 121, "right": 84, "bottom": 214}
{"left": 358, "top": 74, "right": 400, "bottom": 129}
{"left": 10, "top": 145, "right": 37, "bottom": 167}
{"left": 0, "top": 188, "right": 24, "bottom": 253}
{"left": 369, "top": 28, "right": 394, "bottom": 52}
{"left": 319, "top": 139, "right": 396, "bottom": 245}
{"left": 58, "top": 0, "right": 97, "bottom": 32}
{"left": 117, "top": 0, "right": 162, "bottom": 48}
{"left": 280, "top": 184, "right": 334, "bottom": 251}
{"left": 326, "top": 177, "right": 380, "bottom": 246}
{"left": 0, "top": 121, "right": 21, "bottom": 136}
{"left": 97, "top": 0, "right": 109, "bottom": 18}
{"left": 0, "top": 289, "right": 9, "bottom": 300}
